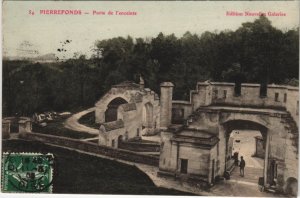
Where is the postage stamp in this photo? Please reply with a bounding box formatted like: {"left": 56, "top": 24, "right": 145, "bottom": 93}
{"left": 1, "top": 153, "right": 54, "bottom": 193}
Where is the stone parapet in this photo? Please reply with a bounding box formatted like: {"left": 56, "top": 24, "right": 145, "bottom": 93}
{"left": 181, "top": 81, "right": 298, "bottom": 126}
{"left": 20, "top": 132, "right": 159, "bottom": 166}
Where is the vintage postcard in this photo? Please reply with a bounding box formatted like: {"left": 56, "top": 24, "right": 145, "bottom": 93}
{"left": 1, "top": 0, "right": 299, "bottom": 197}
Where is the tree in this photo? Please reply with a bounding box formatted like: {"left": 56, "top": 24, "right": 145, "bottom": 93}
{"left": 2, "top": 16, "right": 299, "bottom": 116}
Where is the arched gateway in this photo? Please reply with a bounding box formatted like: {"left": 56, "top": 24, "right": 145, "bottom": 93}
{"left": 105, "top": 97, "right": 128, "bottom": 122}
{"left": 159, "top": 81, "right": 298, "bottom": 194}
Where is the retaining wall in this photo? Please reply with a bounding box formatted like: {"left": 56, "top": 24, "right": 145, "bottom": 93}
{"left": 119, "top": 141, "right": 160, "bottom": 152}
{"left": 20, "top": 132, "right": 159, "bottom": 166}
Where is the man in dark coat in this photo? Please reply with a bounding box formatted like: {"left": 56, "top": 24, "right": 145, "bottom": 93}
{"left": 239, "top": 156, "right": 246, "bottom": 177}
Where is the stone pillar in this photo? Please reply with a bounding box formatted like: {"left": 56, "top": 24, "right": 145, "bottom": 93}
{"left": 95, "top": 107, "right": 106, "bottom": 123}
{"left": 18, "top": 120, "right": 32, "bottom": 133}
{"left": 139, "top": 76, "right": 145, "bottom": 89}
{"left": 264, "top": 132, "right": 270, "bottom": 187}
{"left": 98, "top": 125, "right": 106, "bottom": 146}
{"left": 2, "top": 120, "right": 11, "bottom": 139}
{"left": 160, "top": 82, "right": 174, "bottom": 130}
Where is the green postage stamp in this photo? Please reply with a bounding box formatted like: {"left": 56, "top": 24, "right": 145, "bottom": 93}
{"left": 1, "top": 153, "right": 54, "bottom": 193}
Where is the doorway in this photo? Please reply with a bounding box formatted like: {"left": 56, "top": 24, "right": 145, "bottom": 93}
{"left": 227, "top": 129, "right": 265, "bottom": 184}
{"left": 180, "top": 159, "right": 188, "bottom": 174}
{"left": 223, "top": 120, "right": 268, "bottom": 187}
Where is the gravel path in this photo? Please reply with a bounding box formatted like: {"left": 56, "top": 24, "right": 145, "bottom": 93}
{"left": 64, "top": 107, "right": 99, "bottom": 135}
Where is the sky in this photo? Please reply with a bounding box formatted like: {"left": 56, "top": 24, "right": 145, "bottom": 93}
{"left": 3, "top": 1, "right": 299, "bottom": 59}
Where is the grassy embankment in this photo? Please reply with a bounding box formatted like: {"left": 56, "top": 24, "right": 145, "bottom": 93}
{"left": 2, "top": 140, "right": 194, "bottom": 195}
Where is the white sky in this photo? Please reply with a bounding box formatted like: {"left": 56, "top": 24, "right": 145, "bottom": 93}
{"left": 2, "top": 1, "right": 299, "bottom": 58}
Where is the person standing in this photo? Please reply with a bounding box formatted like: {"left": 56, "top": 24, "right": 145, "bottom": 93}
{"left": 240, "top": 156, "right": 246, "bottom": 177}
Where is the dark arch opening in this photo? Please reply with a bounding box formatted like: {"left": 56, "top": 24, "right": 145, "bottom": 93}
{"left": 105, "top": 97, "right": 128, "bottom": 122}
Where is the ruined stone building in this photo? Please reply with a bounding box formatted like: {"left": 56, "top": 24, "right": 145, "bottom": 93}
{"left": 95, "top": 80, "right": 160, "bottom": 148}
{"left": 94, "top": 79, "right": 299, "bottom": 194}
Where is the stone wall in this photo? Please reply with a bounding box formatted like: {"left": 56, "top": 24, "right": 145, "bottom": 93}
{"left": 209, "top": 83, "right": 289, "bottom": 109}
{"left": 159, "top": 130, "right": 217, "bottom": 184}
{"left": 119, "top": 141, "right": 160, "bottom": 152}
{"left": 20, "top": 132, "right": 159, "bottom": 166}
{"left": 159, "top": 131, "right": 176, "bottom": 173}
{"left": 99, "top": 124, "right": 124, "bottom": 148}
{"left": 285, "top": 87, "right": 299, "bottom": 127}
{"left": 121, "top": 105, "right": 141, "bottom": 138}
{"left": 254, "top": 136, "right": 265, "bottom": 158}
{"left": 175, "top": 81, "right": 299, "bottom": 127}
{"left": 178, "top": 144, "right": 210, "bottom": 177}
{"left": 209, "top": 143, "right": 219, "bottom": 183}
{"left": 142, "top": 88, "right": 161, "bottom": 129}
{"left": 172, "top": 101, "right": 193, "bottom": 123}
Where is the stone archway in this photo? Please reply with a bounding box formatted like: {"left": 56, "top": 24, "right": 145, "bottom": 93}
{"left": 221, "top": 119, "right": 270, "bottom": 186}
{"left": 104, "top": 97, "right": 128, "bottom": 122}
{"left": 143, "top": 102, "right": 154, "bottom": 128}
{"left": 222, "top": 120, "right": 268, "bottom": 150}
